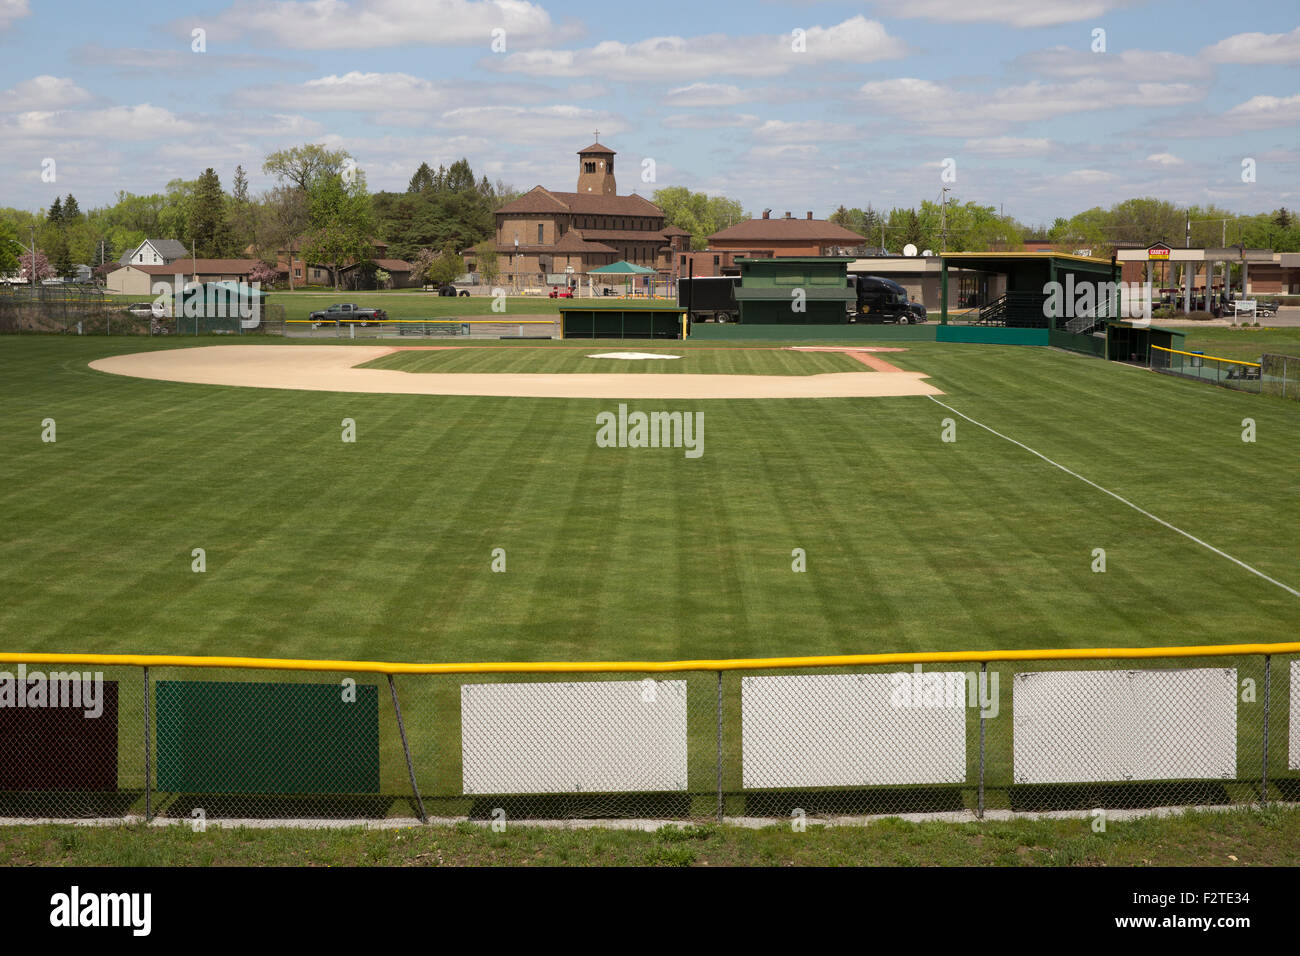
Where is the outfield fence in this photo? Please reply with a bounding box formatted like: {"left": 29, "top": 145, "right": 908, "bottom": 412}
{"left": 0, "top": 286, "right": 285, "bottom": 336}
{"left": 1, "top": 643, "right": 1297, "bottom": 825}
{"left": 1149, "top": 344, "right": 1265, "bottom": 394}
{"left": 1261, "top": 353, "right": 1300, "bottom": 401}
{"left": 283, "top": 318, "right": 558, "bottom": 340}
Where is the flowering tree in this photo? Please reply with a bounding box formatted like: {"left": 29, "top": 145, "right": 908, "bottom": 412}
{"left": 247, "top": 260, "right": 279, "bottom": 290}
{"left": 410, "top": 248, "right": 435, "bottom": 285}
{"left": 19, "top": 248, "right": 54, "bottom": 282}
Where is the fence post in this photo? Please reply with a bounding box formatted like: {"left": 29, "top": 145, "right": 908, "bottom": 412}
{"left": 143, "top": 666, "right": 152, "bottom": 823}
{"left": 715, "top": 670, "right": 724, "bottom": 824}
{"left": 387, "top": 675, "right": 427, "bottom": 823}
{"left": 978, "top": 662, "right": 986, "bottom": 820}
{"left": 1261, "top": 655, "right": 1271, "bottom": 805}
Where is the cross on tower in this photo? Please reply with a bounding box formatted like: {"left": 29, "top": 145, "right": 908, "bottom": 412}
{"left": 593, "top": 128, "right": 599, "bottom": 140}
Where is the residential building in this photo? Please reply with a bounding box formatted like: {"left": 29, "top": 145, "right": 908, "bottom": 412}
{"left": 707, "top": 211, "right": 867, "bottom": 258}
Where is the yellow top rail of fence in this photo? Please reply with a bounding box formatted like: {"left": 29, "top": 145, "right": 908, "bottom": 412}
{"left": 1, "top": 642, "right": 1297, "bottom": 676}
{"left": 1151, "top": 344, "right": 1261, "bottom": 368}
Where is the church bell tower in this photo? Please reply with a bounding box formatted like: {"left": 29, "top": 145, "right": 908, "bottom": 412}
{"left": 577, "top": 136, "right": 616, "bottom": 195}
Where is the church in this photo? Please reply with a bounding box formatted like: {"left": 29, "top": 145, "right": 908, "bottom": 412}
{"left": 464, "top": 139, "right": 690, "bottom": 289}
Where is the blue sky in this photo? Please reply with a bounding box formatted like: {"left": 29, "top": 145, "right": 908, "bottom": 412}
{"left": 0, "top": 0, "right": 1297, "bottom": 225}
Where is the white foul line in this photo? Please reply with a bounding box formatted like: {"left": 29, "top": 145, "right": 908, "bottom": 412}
{"left": 927, "top": 395, "right": 1300, "bottom": 599}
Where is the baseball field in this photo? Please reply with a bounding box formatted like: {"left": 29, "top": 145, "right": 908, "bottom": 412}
{"left": 2, "top": 333, "right": 1298, "bottom": 666}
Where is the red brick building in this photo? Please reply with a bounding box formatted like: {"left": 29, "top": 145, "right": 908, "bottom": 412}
{"left": 463, "top": 141, "right": 691, "bottom": 288}
{"left": 706, "top": 210, "right": 867, "bottom": 257}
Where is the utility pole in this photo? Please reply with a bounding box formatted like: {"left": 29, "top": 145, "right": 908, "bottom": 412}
{"left": 939, "top": 186, "right": 951, "bottom": 253}
{"left": 1185, "top": 209, "right": 1190, "bottom": 248}
{"left": 29, "top": 226, "right": 35, "bottom": 289}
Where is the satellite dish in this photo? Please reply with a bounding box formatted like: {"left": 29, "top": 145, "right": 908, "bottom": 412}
{"left": 903, "top": 243, "right": 918, "bottom": 257}
{"left": 921, "top": 249, "right": 933, "bottom": 257}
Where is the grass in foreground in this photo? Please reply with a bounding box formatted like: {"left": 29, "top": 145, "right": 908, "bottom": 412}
{"left": 1, "top": 807, "right": 1297, "bottom": 866}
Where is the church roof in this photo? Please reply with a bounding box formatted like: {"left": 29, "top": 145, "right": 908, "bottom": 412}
{"left": 577, "top": 142, "right": 615, "bottom": 155}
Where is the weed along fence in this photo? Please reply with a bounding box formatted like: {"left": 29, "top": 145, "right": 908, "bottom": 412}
{"left": 1, "top": 643, "right": 1297, "bottom": 825}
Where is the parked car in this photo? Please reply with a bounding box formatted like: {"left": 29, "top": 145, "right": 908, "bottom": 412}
{"left": 308, "top": 303, "right": 388, "bottom": 327}
{"left": 125, "top": 301, "right": 168, "bottom": 319}
{"left": 548, "top": 286, "right": 574, "bottom": 298}
{"left": 850, "top": 276, "right": 928, "bottom": 324}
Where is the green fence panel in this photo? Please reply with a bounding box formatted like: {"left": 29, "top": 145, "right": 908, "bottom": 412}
{"left": 936, "top": 326, "right": 1049, "bottom": 346}
{"left": 688, "top": 323, "right": 939, "bottom": 341}
{"left": 156, "top": 680, "right": 379, "bottom": 794}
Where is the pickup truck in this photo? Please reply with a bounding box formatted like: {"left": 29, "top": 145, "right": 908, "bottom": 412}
{"left": 308, "top": 303, "right": 389, "bottom": 328}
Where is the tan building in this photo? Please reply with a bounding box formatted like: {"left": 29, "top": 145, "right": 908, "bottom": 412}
{"left": 707, "top": 211, "right": 867, "bottom": 257}
{"left": 106, "top": 259, "right": 264, "bottom": 296}
{"left": 464, "top": 141, "right": 691, "bottom": 288}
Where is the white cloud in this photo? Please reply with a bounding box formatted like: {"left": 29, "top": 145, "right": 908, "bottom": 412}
{"left": 1063, "top": 169, "right": 1119, "bottom": 184}
{"left": 1015, "top": 46, "right": 1212, "bottom": 82}
{"left": 662, "top": 112, "right": 759, "bottom": 130}
{"left": 437, "top": 104, "right": 628, "bottom": 143}
{"left": 872, "top": 0, "right": 1139, "bottom": 28}
{"left": 858, "top": 77, "right": 1204, "bottom": 135}
{"left": 663, "top": 83, "right": 753, "bottom": 107}
{"left": 0, "top": 76, "right": 92, "bottom": 112}
{"left": 1145, "top": 152, "right": 1183, "bottom": 166}
{"left": 963, "top": 137, "right": 1054, "bottom": 156}
{"left": 751, "top": 119, "right": 859, "bottom": 142}
{"left": 1, "top": 105, "right": 200, "bottom": 139}
{"left": 78, "top": 43, "right": 305, "bottom": 73}
{"left": 189, "top": 0, "right": 572, "bottom": 49}
{"left": 491, "top": 16, "right": 903, "bottom": 80}
{"left": 1205, "top": 27, "right": 1300, "bottom": 64}
{"left": 0, "top": 0, "right": 29, "bottom": 31}
{"left": 750, "top": 144, "right": 820, "bottom": 159}
{"left": 233, "top": 72, "right": 448, "bottom": 111}
{"left": 1220, "top": 92, "right": 1300, "bottom": 131}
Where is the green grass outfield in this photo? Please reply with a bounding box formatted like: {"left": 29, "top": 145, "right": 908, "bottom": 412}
{"left": 107, "top": 292, "right": 564, "bottom": 323}
{"left": 1179, "top": 326, "right": 1300, "bottom": 363}
{"left": 2, "top": 335, "right": 1297, "bottom": 662}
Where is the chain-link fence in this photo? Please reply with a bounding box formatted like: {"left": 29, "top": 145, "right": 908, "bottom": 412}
{"left": 282, "top": 318, "right": 557, "bottom": 340}
{"left": 0, "top": 647, "right": 1295, "bottom": 823}
{"left": 1150, "top": 344, "right": 1263, "bottom": 394}
{"left": 0, "top": 286, "right": 285, "bottom": 336}
{"left": 1261, "top": 353, "right": 1300, "bottom": 402}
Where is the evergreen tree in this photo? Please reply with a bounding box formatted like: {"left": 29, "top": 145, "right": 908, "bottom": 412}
{"left": 62, "top": 194, "right": 81, "bottom": 221}
{"left": 407, "top": 162, "right": 435, "bottom": 193}
{"left": 47, "top": 196, "right": 63, "bottom": 225}
{"left": 189, "top": 168, "right": 230, "bottom": 257}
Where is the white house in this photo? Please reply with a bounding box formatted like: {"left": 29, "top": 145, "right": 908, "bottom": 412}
{"left": 118, "top": 239, "right": 190, "bottom": 268}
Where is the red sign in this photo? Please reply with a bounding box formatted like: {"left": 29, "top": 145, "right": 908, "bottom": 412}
{"left": 1147, "top": 243, "right": 1171, "bottom": 260}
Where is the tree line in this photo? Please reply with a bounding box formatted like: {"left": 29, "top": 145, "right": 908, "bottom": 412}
{"left": 3, "top": 152, "right": 1299, "bottom": 287}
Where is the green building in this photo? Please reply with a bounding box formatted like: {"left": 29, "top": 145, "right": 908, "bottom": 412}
{"left": 734, "top": 256, "right": 856, "bottom": 324}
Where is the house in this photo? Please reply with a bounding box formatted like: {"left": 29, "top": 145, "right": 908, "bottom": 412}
{"left": 117, "top": 239, "right": 190, "bottom": 268}
{"left": 707, "top": 211, "right": 866, "bottom": 257}
{"left": 105, "top": 258, "right": 265, "bottom": 296}
{"left": 337, "top": 257, "right": 418, "bottom": 290}
{"left": 268, "top": 238, "right": 400, "bottom": 288}
{"left": 462, "top": 140, "right": 692, "bottom": 288}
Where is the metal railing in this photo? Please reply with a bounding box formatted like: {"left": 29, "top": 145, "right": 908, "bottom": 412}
{"left": 1150, "top": 345, "right": 1264, "bottom": 394}
{"left": 0, "top": 643, "right": 1296, "bottom": 825}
